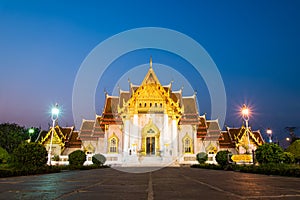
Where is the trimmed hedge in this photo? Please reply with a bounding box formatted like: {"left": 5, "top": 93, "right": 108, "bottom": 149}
{"left": 191, "top": 163, "right": 300, "bottom": 177}
{"left": 0, "top": 166, "right": 61, "bottom": 178}
{"left": 0, "top": 164, "right": 110, "bottom": 178}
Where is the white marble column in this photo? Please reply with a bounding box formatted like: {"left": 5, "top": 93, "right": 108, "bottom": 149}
{"left": 163, "top": 114, "right": 169, "bottom": 155}
{"left": 172, "top": 118, "right": 178, "bottom": 158}
{"left": 131, "top": 114, "right": 139, "bottom": 154}
{"left": 104, "top": 124, "right": 108, "bottom": 153}
{"left": 123, "top": 119, "right": 130, "bottom": 153}
{"left": 193, "top": 128, "right": 197, "bottom": 154}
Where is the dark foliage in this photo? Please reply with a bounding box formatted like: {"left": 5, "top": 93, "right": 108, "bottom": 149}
{"left": 0, "top": 123, "right": 28, "bottom": 154}
{"left": 12, "top": 142, "right": 47, "bottom": 167}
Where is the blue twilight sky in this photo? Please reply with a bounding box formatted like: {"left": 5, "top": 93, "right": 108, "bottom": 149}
{"left": 0, "top": 0, "right": 300, "bottom": 141}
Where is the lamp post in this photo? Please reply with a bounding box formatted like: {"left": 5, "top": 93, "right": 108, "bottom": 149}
{"left": 241, "top": 104, "right": 251, "bottom": 153}
{"left": 47, "top": 103, "right": 59, "bottom": 165}
{"left": 266, "top": 128, "right": 272, "bottom": 143}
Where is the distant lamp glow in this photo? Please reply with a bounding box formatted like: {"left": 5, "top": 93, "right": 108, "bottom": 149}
{"left": 28, "top": 128, "right": 34, "bottom": 134}
{"left": 286, "top": 137, "right": 290, "bottom": 141}
{"left": 27, "top": 128, "right": 35, "bottom": 143}
{"left": 47, "top": 103, "right": 60, "bottom": 165}
{"left": 266, "top": 128, "right": 272, "bottom": 143}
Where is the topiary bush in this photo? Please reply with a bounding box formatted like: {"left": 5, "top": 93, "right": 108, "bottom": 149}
{"left": 215, "top": 150, "right": 230, "bottom": 167}
{"left": 196, "top": 152, "right": 208, "bottom": 164}
{"left": 12, "top": 142, "right": 47, "bottom": 168}
{"left": 92, "top": 154, "right": 106, "bottom": 166}
{"left": 255, "top": 143, "right": 284, "bottom": 164}
{"left": 68, "top": 150, "right": 86, "bottom": 167}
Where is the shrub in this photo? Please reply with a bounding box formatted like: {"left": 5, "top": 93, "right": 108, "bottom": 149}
{"left": 255, "top": 143, "right": 284, "bottom": 164}
{"left": 12, "top": 142, "right": 47, "bottom": 168}
{"left": 92, "top": 154, "right": 106, "bottom": 166}
{"left": 68, "top": 150, "right": 86, "bottom": 167}
{"left": 216, "top": 150, "right": 230, "bottom": 167}
{"left": 53, "top": 155, "right": 60, "bottom": 161}
{"left": 196, "top": 152, "right": 208, "bottom": 164}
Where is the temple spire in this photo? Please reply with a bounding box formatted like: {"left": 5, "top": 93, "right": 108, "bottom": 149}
{"left": 141, "top": 57, "right": 160, "bottom": 85}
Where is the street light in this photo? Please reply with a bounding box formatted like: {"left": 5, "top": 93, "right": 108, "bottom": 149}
{"left": 47, "top": 103, "right": 59, "bottom": 165}
{"left": 266, "top": 128, "right": 272, "bottom": 143}
{"left": 241, "top": 104, "right": 250, "bottom": 128}
{"left": 241, "top": 104, "right": 251, "bottom": 153}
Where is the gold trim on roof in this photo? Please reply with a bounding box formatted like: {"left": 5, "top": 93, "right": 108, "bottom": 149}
{"left": 119, "top": 63, "right": 182, "bottom": 121}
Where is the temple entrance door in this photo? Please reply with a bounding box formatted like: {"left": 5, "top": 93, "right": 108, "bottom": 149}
{"left": 146, "top": 137, "right": 155, "bottom": 155}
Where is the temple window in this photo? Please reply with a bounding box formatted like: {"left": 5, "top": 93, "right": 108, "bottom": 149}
{"left": 108, "top": 135, "right": 118, "bottom": 153}
{"left": 160, "top": 103, "right": 162, "bottom": 107}
{"left": 150, "top": 103, "right": 152, "bottom": 107}
{"left": 155, "top": 103, "right": 157, "bottom": 107}
{"left": 139, "top": 103, "right": 142, "bottom": 107}
{"left": 144, "top": 103, "right": 147, "bottom": 107}
{"left": 183, "top": 134, "right": 193, "bottom": 154}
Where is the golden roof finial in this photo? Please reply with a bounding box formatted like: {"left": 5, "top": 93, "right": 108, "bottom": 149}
{"left": 150, "top": 56, "right": 152, "bottom": 69}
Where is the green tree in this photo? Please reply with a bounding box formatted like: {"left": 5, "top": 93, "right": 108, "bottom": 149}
{"left": 196, "top": 152, "right": 208, "bottom": 164}
{"left": 0, "top": 123, "right": 28, "bottom": 154}
{"left": 281, "top": 152, "right": 295, "bottom": 164}
{"left": 92, "top": 154, "right": 106, "bottom": 166}
{"left": 216, "top": 150, "right": 230, "bottom": 167}
{"left": 255, "top": 143, "right": 284, "bottom": 164}
{"left": 286, "top": 139, "right": 300, "bottom": 162}
{"left": 68, "top": 150, "right": 86, "bottom": 167}
{"left": 12, "top": 142, "right": 47, "bottom": 168}
{"left": 0, "top": 146, "right": 10, "bottom": 164}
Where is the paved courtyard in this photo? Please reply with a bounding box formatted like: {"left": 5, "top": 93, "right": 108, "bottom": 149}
{"left": 0, "top": 167, "right": 300, "bottom": 200}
